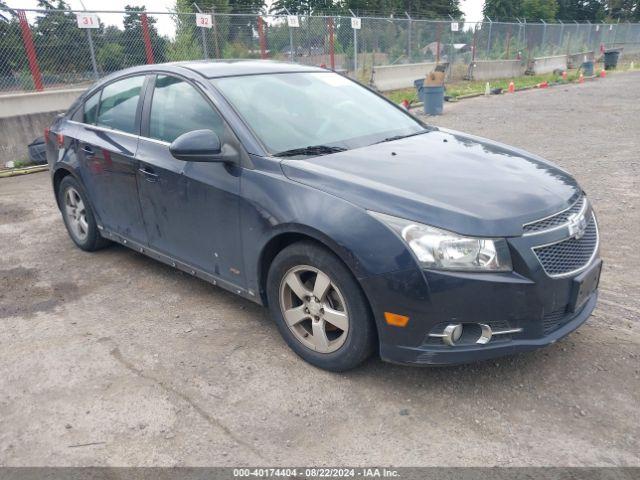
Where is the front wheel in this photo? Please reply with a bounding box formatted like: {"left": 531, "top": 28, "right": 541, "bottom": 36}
{"left": 267, "top": 241, "right": 376, "bottom": 371}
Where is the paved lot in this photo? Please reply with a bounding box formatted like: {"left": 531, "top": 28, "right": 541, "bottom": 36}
{"left": 1, "top": 72, "right": 639, "bottom": 467}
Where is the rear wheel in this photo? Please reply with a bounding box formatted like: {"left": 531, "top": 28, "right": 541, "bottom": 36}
{"left": 58, "top": 176, "right": 109, "bottom": 251}
{"left": 267, "top": 241, "right": 376, "bottom": 371}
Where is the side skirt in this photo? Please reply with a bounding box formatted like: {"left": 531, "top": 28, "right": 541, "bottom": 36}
{"left": 99, "top": 227, "right": 263, "bottom": 306}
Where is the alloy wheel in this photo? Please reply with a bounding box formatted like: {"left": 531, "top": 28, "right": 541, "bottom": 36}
{"left": 279, "top": 265, "right": 349, "bottom": 353}
{"left": 64, "top": 186, "right": 89, "bottom": 242}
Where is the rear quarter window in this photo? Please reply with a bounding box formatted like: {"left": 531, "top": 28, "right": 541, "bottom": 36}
{"left": 83, "top": 91, "right": 100, "bottom": 124}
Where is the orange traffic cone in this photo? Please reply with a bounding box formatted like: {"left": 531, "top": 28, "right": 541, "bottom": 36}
{"left": 562, "top": 70, "right": 567, "bottom": 81}
{"left": 600, "top": 69, "right": 606, "bottom": 78}
{"left": 578, "top": 73, "right": 584, "bottom": 83}
{"left": 537, "top": 81, "right": 549, "bottom": 89}
{"left": 508, "top": 81, "right": 515, "bottom": 93}
{"left": 401, "top": 99, "right": 410, "bottom": 110}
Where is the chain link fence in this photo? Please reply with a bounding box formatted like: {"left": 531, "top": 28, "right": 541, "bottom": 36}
{"left": 2, "top": 7, "right": 640, "bottom": 93}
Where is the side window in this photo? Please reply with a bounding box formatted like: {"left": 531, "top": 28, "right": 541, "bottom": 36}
{"left": 149, "top": 75, "right": 224, "bottom": 143}
{"left": 97, "top": 76, "right": 145, "bottom": 134}
{"left": 83, "top": 91, "right": 100, "bottom": 124}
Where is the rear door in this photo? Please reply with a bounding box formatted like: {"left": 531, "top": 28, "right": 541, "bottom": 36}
{"left": 74, "top": 75, "right": 148, "bottom": 243}
{"left": 135, "top": 74, "right": 245, "bottom": 287}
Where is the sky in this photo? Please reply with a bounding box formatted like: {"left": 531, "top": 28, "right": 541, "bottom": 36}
{"left": 6, "top": 0, "right": 486, "bottom": 38}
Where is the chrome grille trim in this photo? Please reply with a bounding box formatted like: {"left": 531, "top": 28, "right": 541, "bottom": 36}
{"left": 523, "top": 195, "right": 587, "bottom": 236}
{"left": 532, "top": 212, "right": 599, "bottom": 278}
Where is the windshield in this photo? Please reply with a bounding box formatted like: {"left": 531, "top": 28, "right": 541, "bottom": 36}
{"left": 212, "top": 72, "right": 426, "bottom": 156}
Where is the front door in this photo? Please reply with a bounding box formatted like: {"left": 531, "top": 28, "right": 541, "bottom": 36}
{"left": 76, "top": 75, "right": 148, "bottom": 243}
{"left": 135, "top": 74, "right": 245, "bottom": 288}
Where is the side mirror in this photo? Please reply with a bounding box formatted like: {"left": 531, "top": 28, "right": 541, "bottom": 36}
{"left": 169, "top": 129, "right": 223, "bottom": 162}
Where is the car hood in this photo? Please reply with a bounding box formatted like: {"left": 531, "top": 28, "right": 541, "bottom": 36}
{"left": 280, "top": 127, "right": 580, "bottom": 237}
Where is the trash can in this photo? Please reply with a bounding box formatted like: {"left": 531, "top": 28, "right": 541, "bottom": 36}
{"left": 414, "top": 78, "right": 444, "bottom": 115}
{"left": 581, "top": 60, "right": 594, "bottom": 77}
{"left": 423, "top": 86, "right": 444, "bottom": 115}
{"left": 604, "top": 50, "right": 621, "bottom": 70}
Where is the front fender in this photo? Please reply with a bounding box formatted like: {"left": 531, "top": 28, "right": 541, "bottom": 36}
{"left": 240, "top": 156, "right": 418, "bottom": 297}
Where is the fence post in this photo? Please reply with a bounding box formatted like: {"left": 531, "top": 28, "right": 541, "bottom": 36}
{"left": 586, "top": 20, "right": 592, "bottom": 50}
{"left": 506, "top": 25, "right": 512, "bottom": 59}
{"left": 405, "top": 12, "right": 412, "bottom": 61}
{"left": 86, "top": 29, "right": 99, "bottom": 79}
{"left": 211, "top": 7, "right": 220, "bottom": 58}
{"left": 436, "top": 22, "right": 442, "bottom": 63}
{"left": 17, "top": 10, "right": 43, "bottom": 91}
{"left": 258, "top": 16, "right": 267, "bottom": 59}
{"left": 328, "top": 17, "right": 335, "bottom": 70}
{"left": 541, "top": 19, "right": 547, "bottom": 54}
{"left": 486, "top": 17, "right": 493, "bottom": 57}
{"left": 349, "top": 10, "right": 358, "bottom": 73}
{"left": 141, "top": 13, "right": 154, "bottom": 64}
{"left": 193, "top": 4, "right": 209, "bottom": 59}
{"left": 471, "top": 23, "right": 477, "bottom": 62}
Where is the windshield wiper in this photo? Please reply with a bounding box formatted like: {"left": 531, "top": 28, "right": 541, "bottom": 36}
{"left": 374, "top": 129, "right": 430, "bottom": 145}
{"left": 274, "top": 145, "right": 347, "bottom": 158}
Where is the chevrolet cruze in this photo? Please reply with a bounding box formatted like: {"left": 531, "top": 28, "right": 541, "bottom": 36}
{"left": 46, "top": 61, "right": 601, "bottom": 371}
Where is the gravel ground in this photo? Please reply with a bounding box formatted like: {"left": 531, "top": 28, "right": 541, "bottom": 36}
{"left": 0, "top": 72, "right": 639, "bottom": 467}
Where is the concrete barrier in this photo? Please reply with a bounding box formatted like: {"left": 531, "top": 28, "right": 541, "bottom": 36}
{"left": 528, "top": 55, "right": 568, "bottom": 75}
{"left": 0, "top": 111, "right": 61, "bottom": 165}
{"left": 0, "top": 88, "right": 84, "bottom": 119}
{"left": 0, "top": 88, "right": 84, "bottom": 165}
{"left": 567, "top": 51, "right": 595, "bottom": 69}
{"left": 470, "top": 60, "right": 525, "bottom": 80}
{"left": 372, "top": 62, "right": 438, "bottom": 91}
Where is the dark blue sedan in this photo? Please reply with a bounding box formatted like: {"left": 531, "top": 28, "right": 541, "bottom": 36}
{"left": 46, "top": 61, "right": 601, "bottom": 371}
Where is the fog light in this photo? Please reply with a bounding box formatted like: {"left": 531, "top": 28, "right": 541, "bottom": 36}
{"left": 431, "top": 323, "right": 464, "bottom": 346}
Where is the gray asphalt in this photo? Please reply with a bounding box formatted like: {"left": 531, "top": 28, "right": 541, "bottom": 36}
{"left": 0, "top": 71, "right": 638, "bottom": 467}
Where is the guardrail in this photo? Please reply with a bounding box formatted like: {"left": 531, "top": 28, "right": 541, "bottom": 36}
{"left": 371, "top": 62, "right": 439, "bottom": 91}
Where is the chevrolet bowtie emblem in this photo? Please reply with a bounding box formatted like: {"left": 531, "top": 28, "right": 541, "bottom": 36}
{"left": 567, "top": 212, "right": 587, "bottom": 239}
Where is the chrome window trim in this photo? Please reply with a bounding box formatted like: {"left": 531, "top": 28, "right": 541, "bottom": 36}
{"left": 522, "top": 195, "right": 588, "bottom": 237}
{"left": 68, "top": 120, "right": 170, "bottom": 146}
{"left": 531, "top": 211, "right": 600, "bottom": 279}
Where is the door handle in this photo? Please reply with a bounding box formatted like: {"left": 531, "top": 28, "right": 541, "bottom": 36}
{"left": 82, "top": 145, "right": 94, "bottom": 157}
{"left": 138, "top": 166, "right": 159, "bottom": 182}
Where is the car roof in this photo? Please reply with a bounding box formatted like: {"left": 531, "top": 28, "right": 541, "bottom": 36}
{"left": 179, "top": 60, "right": 326, "bottom": 78}
{"left": 106, "top": 60, "right": 326, "bottom": 80}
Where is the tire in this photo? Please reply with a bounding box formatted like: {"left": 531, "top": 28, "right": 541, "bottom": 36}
{"left": 57, "top": 176, "right": 110, "bottom": 252}
{"left": 267, "top": 241, "right": 376, "bottom": 371}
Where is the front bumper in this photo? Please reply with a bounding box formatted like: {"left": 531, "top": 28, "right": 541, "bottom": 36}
{"left": 379, "top": 292, "right": 597, "bottom": 365}
{"left": 359, "top": 258, "right": 601, "bottom": 366}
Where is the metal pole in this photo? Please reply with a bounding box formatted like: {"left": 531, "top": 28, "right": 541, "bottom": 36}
{"left": 349, "top": 10, "right": 357, "bottom": 73}
{"left": 78, "top": 0, "right": 98, "bottom": 79}
{"left": 17, "top": 9, "right": 43, "bottom": 91}
{"left": 559, "top": 20, "right": 565, "bottom": 52}
{"left": 541, "top": 19, "right": 547, "bottom": 55}
{"left": 486, "top": 17, "right": 493, "bottom": 57}
{"left": 211, "top": 7, "right": 220, "bottom": 58}
{"left": 328, "top": 16, "right": 335, "bottom": 70}
{"left": 405, "top": 12, "right": 411, "bottom": 61}
{"left": 586, "top": 20, "right": 592, "bottom": 51}
{"left": 284, "top": 7, "right": 294, "bottom": 62}
{"left": 193, "top": 3, "right": 209, "bottom": 59}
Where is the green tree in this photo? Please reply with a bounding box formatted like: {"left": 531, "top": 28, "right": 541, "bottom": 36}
{"left": 483, "top": 0, "right": 524, "bottom": 20}
{"left": 521, "top": 0, "right": 559, "bottom": 20}
{"left": 97, "top": 42, "right": 125, "bottom": 72}
{"left": 0, "top": 2, "right": 25, "bottom": 81}
{"left": 33, "top": 1, "right": 92, "bottom": 78}
{"left": 557, "top": 1, "right": 606, "bottom": 21}
{"left": 121, "top": 5, "right": 167, "bottom": 66}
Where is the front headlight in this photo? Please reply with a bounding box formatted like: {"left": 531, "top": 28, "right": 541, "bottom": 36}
{"left": 370, "top": 211, "right": 512, "bottom": 272}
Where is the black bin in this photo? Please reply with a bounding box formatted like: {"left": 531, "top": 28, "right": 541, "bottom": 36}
{"left": 604, "top": 49, "right": 621, "bottom": 70}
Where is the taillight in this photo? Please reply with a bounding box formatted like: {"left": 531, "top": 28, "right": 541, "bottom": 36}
{"left": 56, "top": 133, "right": 64, "bottom": 148}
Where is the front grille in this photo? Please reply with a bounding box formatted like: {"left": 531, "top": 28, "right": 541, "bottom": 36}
{"left": 523, "top": 195, "right": 585, "bottom": 234}
{"left": 533, "top": 212, "right": 598, "bottom": 277}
